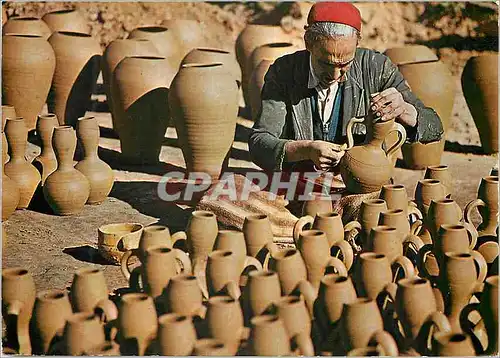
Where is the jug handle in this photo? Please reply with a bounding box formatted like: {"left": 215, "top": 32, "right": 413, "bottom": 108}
{"left": 331, "top": 240, "right": 354, "bottom": 271}
{"left": 385, "top": 122, "right": 407, "bottom": 158}
{"left": 471, "top": 250, "right": 488, "bottom": 284}
{"left": 464, "top": 198, "right": 486, "bottom": 225}
{"left": 417, "top": 311, "right": 453, "bottom": 355}
{"left": 416, "top": 244, "right": 434, "bottom": 279}
{"left": 410, "top": 219, "right": 424, "bottom": 236}
{"left": 402, "top": 234, "right": 425, "bottom": 257}
{"left": 95, "top": 298, "right": 118, "bottom": 322}
{"left": 239, "top": 255, "right": 263, "bottom": 287}
{"left": 345, "top": 117, "right": 365, "bottom": 150}
{"left": 459, "top": 302, "right": 486, "bottom": 355}
{"left": 292, "top": 331, "right": 316, "bottom": 357}
{"left": 369, "top": 330, "right": 399, "bottom": 357}
{"left": 173, "top": 248, "right": 192, "bottom": 274}
{"left": 293, "top": 215, "right": 314, "bottom": 246}
{"left": 295, "top": 279, "right": 317, "bottom": 316}
{"left": 192, "top": 259, "right": 210, "bottom": 300}
{"left": 408, "top": 201, "right": 423, "bottom": 221}
{"left": 171, "top": 230, "right": 188, "bottom": 250}
{"left": 462, "top": 221, "right": 479, "bottom": 250}
{"left": 325, "top": 257, "right": 348, "bottom": 277}
{"left": 120, "top": 248, "right": 139, "bottom": 281}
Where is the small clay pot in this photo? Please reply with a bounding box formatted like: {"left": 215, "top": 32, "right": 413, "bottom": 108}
{"left": 384, "top": 45, "right": 438, "bottom": 65}
{"left": 164, "top": 274, "right": 205, "bottom": 318}
{"left": 249, "top": 314, "right": 291, "bottom": 356}
{"left": 432, "top": 332, "right": 476, "bottom": 356}
{"left": 367, "top": 225, "right": 404, "bottom": 262}
{"left": 243, "top": 214, "right": 275, "bottom": 262}
{"left": 158, "top": 313, "right": 197, "bottom": 356}
{"left": 34, "top": 114, "right": 59, "bottom": 184}
{"left": 426, "top": 198, "right": 463, "bottom": 240}
{"left": 2, "top": 105, "right": 17, "bottom": 163}
{"left": 161, "top": 19, "right": 205, "bottom": 60}
{"left": 2, "top": 173, "right": 20, "bottom": 221}
{"left": 41, "top": 9, "right": 89, "bottom": 34}
{"left": 359, "top": 198, "right": 388, "bottom": 240}
{"left": 98, "top": 222, "right": 144, "bottom": 265}
{"left": 193, "top": 338, "right": 232, "bottom": 356}
{"left": 275, "top": 295, "right": 312, "bottom": 338}
{"left": 378, "top": 209, "right": 411, "bottom": 243}
{"left": 187, "top": 210, "right": 219, "bottom": 270}
{"left": 301, "top": 193, "right": 334, "bottom": 217}
{"left": 83, "top": 341, "right": 121, "bottom": 356}
{"left": 213, "top": 230, "right": 262, "bottom": 276}
{"left": 62, "top": 312, "right": 106, "bottom": 355}
{"left": 243, "top": 270, "right": 281, "bottom": 319}
{"left": 425, "top": 165, "right": 452, "bottom": 197}
{"left": 3, "top": 16, "right": 52, "bottom": 38}
{"left": 414, "top": 179, "right": 447, "bottom": 214}
{"left": 464, "top": 176, "right": 499, "bottom": 237}
{"left": 205, "top": 250, "right": 243, "bottom": 299}
{"left": 206, "top": 295, "right": 245, "bottom": 353}
{"left": 267, "top": 248, "right": 308, "bottom": 296}
{"left": 379, "top": 184, "right": 422, "bottom": 220}
{"left": 434, "top": 224, "right": 476, "bottom": 264}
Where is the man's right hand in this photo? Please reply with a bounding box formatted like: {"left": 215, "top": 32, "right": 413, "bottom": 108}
{"left": 308, "top": 140, "right": 346, "bottom": 171}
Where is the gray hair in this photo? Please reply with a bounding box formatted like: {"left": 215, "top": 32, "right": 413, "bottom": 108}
{"left": 304, "top": 22, "right": 361, "bottom": 46}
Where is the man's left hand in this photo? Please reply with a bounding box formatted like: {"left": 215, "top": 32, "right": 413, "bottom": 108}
{"left": 370, "top": 87, "right": 418, "bottom": 127}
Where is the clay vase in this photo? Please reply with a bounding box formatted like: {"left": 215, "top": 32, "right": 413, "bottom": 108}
{"left": 31, "top": 289, "right": 73, "bottom": 354}
{"left": 158, "top": 313, "right": 197, "bottom": 356}
{"left": 206, "top": 295, "right": 245, "bottom": 354}
{"left": 33, "top": 114, "right": 59, "bottom": 184}
{"left": 249, "top": 314, "right": 292, "bottom": 356}
{"left": 205, "top": 250, "right": 246, "bottom": 299}
{"left": 41, "top": 9, "right": 89, "bottom": 34}
{"left": 462, "top": 54, "right": 498, "bottom": 154}
{"left": 161, "top": 19, "right": 205, "bottom": 59}
{"left": 275, "top": 295, "right": 312, "bottom": 339}
{"left": 2, "top": 173, "right": 20, "bottom": 221}
{"left": 242, "top": 214, "right": 275, "bottom": 263}
{"left": 249, "top": 59, "right": 273, "bottom": 119}
{"left": 61, "top": 312, "right": 106, "bottom": 355}
{"left": 243, "top": 270, "right": 281, "bottom": 319}
{"left": 186, "top": 210, "right": 219, "bottom": 270}
{"left": 1, "top": 267, "right": 36, "bottom": 355}
{"left": 75, "top": 116, "right": 114, "bottom": 204}
{"left": 340, "top": 116, "right": 406, "bottom": 193}
{"left": 213, "top": 230, "right": 262, "bottom": 276}
{"left": 169, "top": 62, "right": 238, "bottom": 180}
{"left": 379, "top": 183, "right": 422, "bottom": 220}
{"left": 384, "top": 45, "right": 438, "bottom": 65}
{"left": 98, "top": 222, "right": 144, "bottom": 265}
{"left": 414, "top": 179, "right": 447, "bottom": 215}
{"left": 112, "top": 56, "right": 175, "bottom": 165}
{"left": 117, "top": 293, "right": 158, "bottom": 355}
{"left": 358, "top": 199, "right": 388, "bottom": 241}
{"left": 2, "top": 16, "right": 52, "bottom": 39}
{"left": 425, "top": 198, "right": 463, "bottom": 240}
{"left": 2, "top": 105, "right": 16, "bottom": 163}
{"left": 424, "top": 165, "right": 452, "bottom": 198}
{"left": 128, "top": 26, "right": 182, "bottom": 68}
{"left": 43, "top": 126, "right": 90, "bottom": 215}
{"left": 163, "top": 274, "right": 206, "bottom": 318}
{"left": 464, "top": 175, "right": 499, "bottom": 236}
{"left": 193, "top": 338, "right": 232, "bottom": 356}
{"left": 47, "top": 31, "right": 101, "bottom": 127}
{"left": 267, "top": 248, "right": 308, "bottom": 296}
{"left": 102, "top": 39, "right": 159, "bottom": 130}
{"left": 4, "top": 118, "right": 41, "bottom": 208}
{"left": 2, "top": 34, "right": 56, "bottom": 130}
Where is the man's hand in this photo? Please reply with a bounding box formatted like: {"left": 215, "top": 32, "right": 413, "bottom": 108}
{"left": 370, "top": 88, "right": 418, "bottom": 128}
{"left": 308, "top": 140, "right": 346, "bottom": 171}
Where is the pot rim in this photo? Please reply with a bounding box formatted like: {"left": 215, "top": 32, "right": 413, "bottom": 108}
{"left": 180, "top": 62, "right": 223, "bottom": 69}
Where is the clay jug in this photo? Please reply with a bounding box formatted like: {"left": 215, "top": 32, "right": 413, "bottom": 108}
{"left": 43, "top": 126, "right": 90, "bottom": 215}
{"left": 242, "top": 270, "right": 281, "bottom": 319}
{"left": 301, "top": 193, "right": 334, "bottom": 217}
{"left": 186, "top": 210, "right": 218, "bottom": 270}
{"left": 1, "top": 267, "right": 36, "bottom": 355}
{"left": 4, "top": 117, "right": 41, "bottom": 208}
{"left": 267, "top": 248, "right": 308, "bottom": 296}
{"left": 61, "top": 312, "right": 106, "bottom": 355}
{"left": 414, "top": 179, "right": 447, "bottom": 215}
{"left": 2, "top": 7, "right": 6, "bottom": 26}
{"left": 424, "top": 165, "right": 452, "bottom": 197}
{"left": 213, "top": 230, "right": 262, "bottom": 276}
{"left": 33, "top": 114, "right": 59, "bottom": 184}
{"left": 163, "top": 274, "right": 206, "bottom": 318}
{"left": 2, "top": 173, "right": 20, "bottom": 221}
{"left": 41, "top": 9, "right": 89, "bottom": 34}
{"left": 432, "top": 332, "right": 476, "bottom": 356}
{"left": 347, "top": 346, "right": 386, "bottom": 356}
{"left": 158, "top": 313, "right": 197, "bottom": 356}
{"left": 358, "top": 198, "right": 388, "bottom": 241}
{"left": 2, "top": 105, "right": 16, "bottom": 163}
{"left": 161, "top": 19, "right": 204, "bottom": 59}
{"left": 340, "top": 116, "right": 406, "bottom": 193}
{"left": 249, "top": 59, "right": 273, "bottom": 119}
{"left": 426, "top": 198, "right": 464, "bottom": 240}
{"left": 384, "top": 45, "right": 438, "bottom": 65}
{"left": 112, "top": 56, "right": 175, "bottom": 165}
{"left": 75, "top": 116, "right": 114, "bottom": 204}
{"left": 367, "top": 225, "right": 424, "bottom": 263}
{"left": 379, "top": 183, "right": 422, "bottom": 220}
{"left": 464, "top": 175, "right": 499, "bottom": 236}
{"left": 102, "top": 39, "right": 159, "bottom": 130}
{"left": 205, "top": 250, "right": 250, "bottom": 299}
{"left": 47, "top": 31, "right": 101, "bottom": 127}
{"left": 248, "top": 314, "right": 291, "bottom": 356}
{"left": 193, "top": 338, "right": 232, "bottom": 356}
{"left": 83, "top": 341, "right": 121, "bottom": 356}
{"left": 31, "top": 289, "right": 73, "bottom": 354}
{"left": 243, "top": 214, "right": 276, "bottom": 264}
{"left": 169, "top": 62, "right": 238, "bottom": 180}
{"left": 2, "top": 16, "right": 51, "bottom": 39}
{"left": 117, "top": 293, "right": 158, "bottom": 355}
{"left": 275, "top": 295, "right": 312, "bottom": 339}
{"left": 462, "top": 54, "right": 498, "bottom": 154}
{"left": 2, "top": 34, "right": 56, "bottom": 130}
{"left": 402, "top": 140, "right": 446, "bottom": 171}
{"left": 98, "top": 222, "right": 144, "bottom": 265}
{"left": 378, "top": 209, "right": 411, "bottom": 243}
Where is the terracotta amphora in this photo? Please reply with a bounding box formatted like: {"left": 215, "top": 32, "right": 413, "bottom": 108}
{"left": 379, "top": 183, "right": 422, "bottom": 220}
{"left": 2, "top": 105, "right": 17, "bottom": 163}
{"left": 384, "top": 45, "right": 438, "bottom": 65}
{"left": 43, "top": 126, "right": 90, "bottom": 215}
{"left": 2, "top": 34, "right": 56, "bottom": 130}
{"left": 161, "top": 19, "right": 205, "bottom": 60}
{"left": 163, "top": 273, "right": 206, "bottom": 318}
{"left": 432, "top": 332, "right": 476, "bottom": 356}
{"left": 464, "top": 175, "right": 499, "bottom": 237}
{"left": 367, "top": 225, "right": 424, "bottom": 263}
{"left": 41, "top": 9, "right": 89, "bottom": 34}
{"left": 275, "top": 295, "right": 312, "bottom": 339}
{"left": 31, "top": 289, "right": 73, "bottom": 354}
{"left": 169, "top": 62, "right": 238, "bottom": 180}
{"left": 2, "top": 173, "right": 20, "bottom": 221}
{"left": 186, "top": 210, "right": 219, "bottom": 271}
{"left": 61, "top": 312, "right": 106, "bottom": 355}
{"left": 1, "top": 267, "right": 36, "bottom": 355}
{"left": 295, "top": 229, "right": 349, "bottom": 290}
{"left": 4, "top": 118, "right": 41, "bottom": 208}
{"left": 340, "top": 116, "right": 406, "bottom": 193}
{"left": 112, "top": 56, "right": 176, "bottom": 165}
{"left": 117, "top": 293, "right": 157, "bottom": 355}
{"left": 69, "top": 267, "right": 117, "bottom": 321}
{"left": 47, "top": 31, "right": 101, "bottom": 127}
{"left": 158, "top": 313, "right": 197, "bottom": 356}
{"left": 98, "top": 222, "right": 143, "bottom": 265}
{"left": 358, "top": 198, "right": 388, "bottom": 241}
{"left": 414, "top": 179, "right": 447, "bottom": 216}
{"left": 424, "top": 165, "right": 452, "bottom": 198}
{"left": 33, "top": 114, "right": 59, "bottom": 184}
{"left": 83, "top": 341, "right": 121, "bottom": 355}
{"left": 462, "top": 54, "right": 498, "bottom": 154}
{"left": 242, "top": 270, "right": 281, "bottom": 320}
{"left": 242, "top": 214, "right": 276, "bottom": 264}
{"left": 2, "top": 16, "right": 51, "bottom": 39}
{"left": 267, "top": 248, "right": 308, "bottom": 296}
{"left": 193, "top": 338, "right": 233, "bottom": 356}
{"left": 249, "top": 59, "right": 273, "bottom": 119}
{"left": 75, "top": 116, "right": 114, "bottom": 204}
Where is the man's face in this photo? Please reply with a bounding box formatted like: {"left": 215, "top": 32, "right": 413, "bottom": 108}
{"left": 308, "top": 35, "right": 358, "bottom": 88}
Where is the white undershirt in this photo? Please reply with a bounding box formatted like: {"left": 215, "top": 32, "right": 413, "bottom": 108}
{"left": 308, "top": 57, "right": 339, "bottom": 125}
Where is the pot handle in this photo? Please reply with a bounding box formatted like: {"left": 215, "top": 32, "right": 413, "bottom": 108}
{"left": 369, "top": 330, "right": 399, "bottom": 357}
{"left": 418, "top": 311, "right": 453, "bottom": 355}
{"left": 95, "top": 298, "right": 118, "bottom": 322}
{"left": 171, "top": 230, "right": 188, "bottom": 249}
{"left": 471, "top": 250, "right": 488, "bottom": 284}
{"left": 293, "top": 215, "right": 314, "bottom": 246}
{"left": 385, "top": 122, "right": 407, "bottom": 158}
{"left": 295, "top": 279, "right": 317, "bottom": 316}
{"left": 239, "top": 255, "right": 264, "bottom": 287}
{"left": 416, "top": 244, "right": 435, "bottom": 279}
{"left": 459, "top": 302, "right": 486, "bottom": 355}
{"left": 345, "top": 117, "right": 365, "bottom": 150}
{"left": 330, "top": 240, "right": 354, "bottom": 271}
{"left": 120, "top": 248, "right": 140, "bottom": 281}
{"left": 292, "top": 331, "right": 316, "bottom": 357}
{"left": 410, "top": 219, "right": 424, "bottom": 236}
{"left": 192, "top": 259, "right": 209, "bottom": 300}
{"left": 402, "top": 233, "right": 425, "bottom": 257}
{"left": 173, "top": 248, "right": 192, "bottom": 274}
{"left": 344, "top": 220, "right": 362, "bottom": 236}
{"left": 464, "top": 198, "right": 486, "bottom": 225}
{"left": 391, "top": 255, "right": 416, "bottom": 281}
{"left": 325, "top": 257, "right": 348, "bottom": 277}
{"left": 408, "top": 201, "right": 423, "bottom": 221}
{"left": 462, "top": 221, "right": 479, "bottom": 250}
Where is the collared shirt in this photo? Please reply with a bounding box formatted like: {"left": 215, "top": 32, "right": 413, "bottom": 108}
{"left": 307, "top": 56, "right": 339, "bottom": 125}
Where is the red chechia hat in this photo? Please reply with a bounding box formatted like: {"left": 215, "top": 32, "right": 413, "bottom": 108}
{"left": 307, "top": 2, "right": 362, "bottom": 32}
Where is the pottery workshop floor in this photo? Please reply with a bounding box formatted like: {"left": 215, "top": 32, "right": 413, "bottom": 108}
{"left": 2, "top": 92, "right": 498, "bottom": 294}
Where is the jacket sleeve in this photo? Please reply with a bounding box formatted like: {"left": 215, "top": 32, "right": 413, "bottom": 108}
{"left": 376, "top": 54, "right": 444, "bottom": 143}
{"left": 248, "top": 60, "right": 291, "bottom": 171}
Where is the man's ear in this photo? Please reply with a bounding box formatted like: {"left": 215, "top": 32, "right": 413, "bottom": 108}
{"left": 304, "top": 37, "right": 313, "bottom": 52}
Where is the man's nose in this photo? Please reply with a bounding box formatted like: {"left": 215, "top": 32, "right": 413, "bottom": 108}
{"left": 332, "top": 67, "right": 343, "bottom": 80}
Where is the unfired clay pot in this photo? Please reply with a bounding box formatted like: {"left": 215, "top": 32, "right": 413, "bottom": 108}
{"left": 34, "top": 114, "right": 59, "bottom": 184}
{"left": 267, "top": 248, "right": 308, "bottom": 296}
{"left": 169, "top": 62, "right": 238, "bottom": 180}
{"left": 205, "top": 250, "right": 244, "bottom": 299}
{"left": 158, "top": 313, "right": 197, "bottom": 356}
{"left": 2, "top": 105, "right": 16, "bottom": 163}
{"left": 98, "top": 222, "right": 144, "bottom": 265}
{"left": 186, "top": 210, "right": 219, "bottom": 271}
{"left": 75, "top": 116, "right": 114, "bottom": 204}
{"left": 384, "top": 45, "right": 438, "bottom": 65}
{"left": 206, "top": 295, "right": 245, "bottom": 354}
{"left": 164, "top": 274, "right": 206, "bottom": 318}
{"left": 161, "top": 19, "right": 205, "bottom": 59}
{"left": 432, "top": 332, "right": 476, "bottom": 356}
{"left": 47, "top": 31, "right": 101, "bottom": 127}
{"left": 425, "top": 198, "right": 463, "bottom": 240}
{"left": 213, "top": 230, "right": 262, "bottom": 277}
{"left": 242, "top": 214, "right": 275, "bottom": 263}
{"left": 275, "top": 295, "right": 312, "bottom": 339}
{"left": 249, "top": 314, "right": 292, "bottom": 356}
{"left": 62, "top": 312, "right": 106, "bottom": 355}
{"left": 2, "top": 173, "right": 20, "bottom": 221}
{"left": 414, "top": 179, "right": 447, "bottom": 215}
{"left": 464, "top": 175, "right": 499, "bottom": 236}
{"left": 249, "top": 59, "right": 273, "bottom": 119}
{"left": 4, "top": 117, "right": 41, "bottom": 208}
{"left": 41, "top": 9, "right": 89, "bottom": 34}
{"left": 243, "top": 270, "right": 281, "bottom": 319}
{"left": 379, "top": 184, "right": 422, "bottom": 220}
{"left": 462, "top": 54, "right": 498, "bottom": 154}
{"left": 128, "top": 26, "right": 182, "bottom": 68}
{"left": 2, "top": 16, "right": 52, "bottom": 39}
{"left": 358, "top": 199, "right": 388, "bottom": 240}
{"left": 2, "top": 34, "right": 56, "bottom": 130}
{"left": 424, "top": 165, "right": 452, "bottom": 198}
{"left": 43, "top": 126, "right": 90, "bottom": 215}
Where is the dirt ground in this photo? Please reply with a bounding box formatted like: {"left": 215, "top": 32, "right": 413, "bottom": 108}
{"left": 2, "top": 2, "right": 499, "bottom": 294}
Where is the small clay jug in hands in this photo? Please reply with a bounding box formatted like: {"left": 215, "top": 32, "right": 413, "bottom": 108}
{"left": 98, "top": 222, "right": 144, "bottom": 265}
{"left": 464, "top": 175, "right": 499, "bottom": 237}
{"left": 414, "top": 179, "right": 447, "bottom": 216}
{"left": 61, "top": 312, "right": 106, "bottom": 355}
{"left": 43, "top": 126, "right": 90, "bottom": 215}
{"left": 242, "top": 214, "right": 277, "bottom": 265}
{"left": 431, "top": 332, "right": 476, "bottom": 356}
{"left": 186, "top": 210, "right": 218, "bottom": 272}
{"left": 163, "top": 273, "right": 206, "bottom": 318}
{"left": 267, "top": 248, "right": 308, "bottom": 296}
{"left": 4, "top": 117, "right": 41, "bottom": 208}
{"left": 379, "top": 183, "right": 422, "bottom": 220}
{"left": 74, "top": 116, "right": 114, "bottom": 204}
{"left": 34, "top": 114, "right": 59, "bottom": 184}
{"left": 213, "top": 230, "right": 262, "bottom": 277}
{"left": 358, "top": 198, "right": 388, "bottom": 242}
{"left": 2, "top": 16, "right": 52, "bottom": 38}
{"left": 1, "top": 267, "right": 36, "bottom": 355}
{"left": 158, "top": 313, "right": 197, "bottom": 356}
{"left": 242, "top": 270, "right": 281, "bottom": 321}
{"left": 31, "top": 289, "right": 73, "bottom": 354}
{"left": 425, "top": 165, "right": 452, "bottom": 198}
{"left": 41, "top": 9, "right": 89, "bottom": 34}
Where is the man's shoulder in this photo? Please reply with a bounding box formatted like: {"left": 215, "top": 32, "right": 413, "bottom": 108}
{"left": 354, "top": 47, "right": 389, "bottom": 65}
{"left": 269, "top": 49, "right": 310, "bottom": 84}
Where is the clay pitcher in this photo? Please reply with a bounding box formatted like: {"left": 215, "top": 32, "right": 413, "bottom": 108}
{"left": 161, "top": 19, "right": 205, "bottom": 59}
{"left": 432, "top": 332, "right": 476, "bottom": 356}
{"left": 2, "top": 34, "right": 56, "bottom": 130}
{"left": 34, "top": 114, "right": 59, "bottom": 184}
{"left": 340, "top": 116, "right": 406, "bottom": 193}
{"left": 301, "top": 193, "right": 334, "bottom": 217}
{"left": 98, "top": 222, "right": 144, "bottom": 265}
{"left": 117, "top": 293, "right": 158, "bottom": 355}
{"left": 213, "top": 230, "right": 262, "bottom": 276}
{"left": 2, "top": 173, "right": 20, "bottom": 221}
{"left": 169, "top": 62, "right": 238, "bottom": 180}
{"left": 47, "top": 31, "right": 101, "bottom": 127}
{"left": 41, "top": 9, "right": 89, "bottom": 34}
{"left": 384, "top": 45, "right": 438, "bottom": 65}
{"left": 275, "top": 295, "right": 312, "bottom": 339}
{"left": 424, "top": 165, "right": 452, "bottom": 198}
{"left": 31, "top": 289, "right": 73, "bottom": 354}
{"left": 128, "top": 26, "right": 182, "bottom": 68}
{"left": 75, "top": 116, "right": 114, "bottom": 204}
{"left": 378, "top": 209, "right": 411, "bottom": 243}
{"left": 158, "top": 313, "right": 197, "bottom": 356}
{"left": 186, "top": 210, "right": 219, "bottom": 271}
{"left": 267, "top": 248, "right": 308, "bottom": 296}
{"left": 193, "top": 338, "right": 232, "bottom": 356}
{"left": 2, "top": 105, "right": 17, "bottom": 163}
{"left": 2, "top": 16, "right": 52, "bottom": 38}
{"left": 358, "top": 198, "right": 388, "bottom": 241}
{"left": 426, "top": 198, "right": 463, "bottom": 240}
{"left": 61, "top": 312, "right": 106, "bottom": 355}
{"left": 242, "top": 270, "right": 281, "bottom": 319}
{"left": 464, "top": 175, "right": 499, "bottom": 236}
{"left": 83, "top": 341, "right": 121, "bottom": 356}
{"left": 4, "top": 117, "right": 41, "bottom": 208}
{"left": 111, "top": 56, "right": 175, "bottom": 164}
{"left": 164, "top": 274, "right": 206, "bottom": 318}
{"left": 205, "top": 250, "right": 246, "bottom": 299}
{"left": 249, "top": 314, "right": 292, "bottom": 356}
{"left": 414, "top": 179, "right": 447, "bottom": 215}
{"left": 249, "top": 59, "right": 273, "bottom": 119}
{"left": 1, "top": 267, "right": 36, "bottom": 355}
{"left": 43, "top": 126, "right": 90, "bottom": 215}
{"left": 379, "top": 183, "right": 422, "bottom": 220}
{"left": 243, "top": 214, "right": 276, "bottom": 264}
{"left": 462, "top": 54, "right": 498, "bottom": 154}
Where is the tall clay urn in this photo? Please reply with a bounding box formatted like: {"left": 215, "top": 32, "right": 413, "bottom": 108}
{"left": 2, "top": 105, "right": 17, "bottom": 163}
{"left": 112, "top": 56, "right": 176, "bottom": 165}
{"left": 161, "top": 19, "right": 205, "bottom": 59}
{"left": 4, "top": 118, "right": 41, "bottom": 209}
{"left": 2, "top": 34, "right": 56, "bottom": 130}
{"left": 249, "top": 59, "right": 273, "bottom": 120}
{"left": 2, "top": 173, "right": 20, "bottom": 221}
{"left": 169, "top": 63, "right": 239, "bottom": 180}
{"left": 2, "top": 16, "right": 52, "bottom": 39}
{"left": 47, "top": 31, "right": 101, "bottom": 127}
{"left": 34, "top": 114, "right": 59, "bottom": 184}
{"left": 43, "top": 126, "right": 90, "bottom": 215}
{"left": 41, "top": 9, "right": 89, "bottom": 34}
{"left": 75, "top": 116, "right": 114, "bottom": 204}
{"left": 462, "top": 54, "right": 498, "bottom": 154}
{"left": 384, "top": 45, "right": 438, "bottom": 65}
